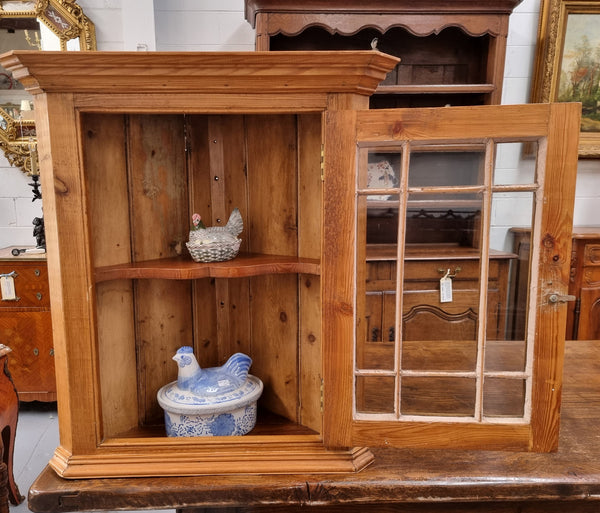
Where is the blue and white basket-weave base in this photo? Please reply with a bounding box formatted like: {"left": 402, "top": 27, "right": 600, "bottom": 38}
{"left": 164, "top": 402, "right": 257, "bottom": 437}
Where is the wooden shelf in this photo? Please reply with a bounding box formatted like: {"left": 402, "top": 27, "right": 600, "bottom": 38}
{"left": 106, "top": 409, "right": 319, "bottom": 440}
{"left": 376, "top": 84, "right": 496, "bottom": 95}
{"left": 94, "top": 253, "right": 321, "bottom": 282}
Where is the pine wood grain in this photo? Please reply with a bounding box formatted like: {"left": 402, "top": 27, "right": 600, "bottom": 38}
{"left": 2, "top": 51, "right": 399, "bottom": 96}
{"left": 82, "top": 113, "right": 138, "bottom": 437}
{"left": 127, "top": 114, "right": 192, "bottom": 425}
{"left": 297, "top": 113, "right": 323, "bottom": 432}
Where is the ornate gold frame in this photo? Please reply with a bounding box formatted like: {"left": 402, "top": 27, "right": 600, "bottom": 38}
{"left": 531, "top": 0, "right": 600, "bottom": 157}
{"left": 0, "top": 1, "right": 96, "bottom": 174}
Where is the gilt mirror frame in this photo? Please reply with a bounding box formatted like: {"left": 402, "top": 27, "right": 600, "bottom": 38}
{"left": 0, "top": 0, "right": 96, "bottom": 174}
{"left": 531, "top": 0, "right": 600, "bottom": 157}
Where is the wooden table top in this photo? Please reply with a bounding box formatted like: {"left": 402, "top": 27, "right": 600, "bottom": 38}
{"left": 28, "top": 340, "right": 600, "bottom": 513}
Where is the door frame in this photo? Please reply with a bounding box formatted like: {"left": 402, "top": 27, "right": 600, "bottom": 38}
{"left": 322, "top": 102, "right": 580, "bottom": 452}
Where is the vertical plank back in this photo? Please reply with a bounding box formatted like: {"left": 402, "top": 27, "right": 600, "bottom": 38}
{"left": 246, "top": 114, "right": 300, "bottom": 421}
{"left": 127, "top": 115, "right": 192, "bottom": 424}
{"left": 82, "top": 113, "right": 138, "bottom": 437}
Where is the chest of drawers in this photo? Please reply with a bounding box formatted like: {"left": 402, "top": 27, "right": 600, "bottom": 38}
{"left": 365, "top": 245, "right": 515, "bottom": 345}
{"left": 0, "top": 247, "right": 56, "bottom": 401}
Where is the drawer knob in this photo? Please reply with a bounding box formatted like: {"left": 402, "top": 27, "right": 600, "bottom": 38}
{"left": 36, "top": 292, "right": 43, "bottom": 300}
{"left": 33, "top": 348, "right": 39, "bottom": 356}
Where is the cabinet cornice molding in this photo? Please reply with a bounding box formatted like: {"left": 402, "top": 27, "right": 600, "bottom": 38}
{"left": 0, "top": 50, "right": 400, "bottom": 97}
{"left": 246, "top": 0, "right": 523, "bottom": 27}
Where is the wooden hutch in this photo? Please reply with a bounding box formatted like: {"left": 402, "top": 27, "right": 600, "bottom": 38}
{"left": 245, "top": 0, "right": 522, "bottom": 108}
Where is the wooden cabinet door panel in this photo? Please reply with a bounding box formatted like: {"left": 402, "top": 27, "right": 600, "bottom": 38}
{"left": 323, "top": 102, "right": 580, "bottom": 452}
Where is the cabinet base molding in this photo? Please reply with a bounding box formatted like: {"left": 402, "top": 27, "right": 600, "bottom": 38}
{"left": 49, "top": 443, "right": 375, "bottom": 479}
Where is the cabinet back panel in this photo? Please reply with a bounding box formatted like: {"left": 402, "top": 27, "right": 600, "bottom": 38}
{"left": 85, "top": 112, "right": 320, "bottom": 433}
{"left": 126, "top": 115, "right": 192, "bottom": 425}
{"left": 245, "top": 115, "right": 300, "bottom": 421}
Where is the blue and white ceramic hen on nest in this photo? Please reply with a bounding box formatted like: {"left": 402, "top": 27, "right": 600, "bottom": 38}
{"left": 157, "top": 346, "right": 263, "bottom": 437}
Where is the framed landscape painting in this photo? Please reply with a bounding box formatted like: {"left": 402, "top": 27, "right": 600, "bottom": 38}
{"left": 532, "top": 0, "right": 600, "bottom": 157}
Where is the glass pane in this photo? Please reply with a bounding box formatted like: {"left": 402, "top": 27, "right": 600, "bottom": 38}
{"left": 401, "top": 377, "right": 476, "bottom": 416}
{"left": 487, "top": 191, "right": 534, "bottom": 373}
{"left": 408, "top": 147, "right": 485, "bottom": 188}
{"left": 367, "top": 153, "right": 400, "bottom": 192}
{"left": 482, "top": 378, "right": 526, "bottom": 418}
{"left": 402, "top": 339, "right": 477, "bottom": 372}
{"left": 356, "top": 375, "right": 396, "bottom": 414}
{"left": 494, "top": 141, "right": 538, "bottom": 185}
{"left": 403, "top": 191, "right": 483, "bottom": 373}
{"left": 358, "top": 193, "right": 399, "bottom": 372}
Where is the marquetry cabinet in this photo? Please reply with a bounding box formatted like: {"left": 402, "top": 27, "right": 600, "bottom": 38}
{"left": 245, "top": 0, "right": 522, "bottom": 108}
{"left": 0, "top": 247, "right": 55, "bottom": 402}
{"left": 0, "top": 50, "right": 579, "bottom": 479}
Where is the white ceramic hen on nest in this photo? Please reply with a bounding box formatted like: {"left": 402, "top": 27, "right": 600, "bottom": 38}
{"left": 186, "top": 208, "right": 243, "bottom": 262}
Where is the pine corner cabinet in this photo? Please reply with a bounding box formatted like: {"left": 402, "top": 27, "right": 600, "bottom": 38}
{"left": 0, "top": 50, "right": 580, "bottom": 479}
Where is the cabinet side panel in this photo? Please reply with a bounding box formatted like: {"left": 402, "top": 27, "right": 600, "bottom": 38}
{"left": 246, "top": 115, "right": 299, "bottom": 421}
{"left": 298, "top": 113, "right": 323, "bottom": 432}
{"left": 127, "top": 115, "right": 193, "bottom": 425}
{"left": 95, "top": 281, "right": 137, "bottom": 436}
{"left": 82, "top": 113, "right": 139, "bottom": 437}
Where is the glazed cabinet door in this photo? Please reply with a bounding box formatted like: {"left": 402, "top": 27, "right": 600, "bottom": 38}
{"left": 322, "top": 103, "right": 580, "bottom": 452}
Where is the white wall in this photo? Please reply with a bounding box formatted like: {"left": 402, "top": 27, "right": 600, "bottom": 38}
{"left": 0, "top": 0, "right": 598, "bottom": 250}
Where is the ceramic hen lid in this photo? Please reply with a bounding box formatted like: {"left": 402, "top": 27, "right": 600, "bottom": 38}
{"left": 157, "top": 348, "right": 263, "bottom": 416}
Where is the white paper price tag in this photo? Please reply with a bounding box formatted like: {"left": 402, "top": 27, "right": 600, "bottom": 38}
{"left": 439, "top": 273, "right": 453, "bottom": 303}
{"left": 0, "top": 275, "right": 17, "bottom": 301}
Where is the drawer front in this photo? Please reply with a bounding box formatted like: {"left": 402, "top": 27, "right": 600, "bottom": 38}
{"left": 367, "top": 259, "right": 502, "bottom": 291}
{"left": 584, "top": 243, "right": 600, "bottom": 266}
{"left": 404, "top": 259, "right": 497, "bottom": 282}
{"left": 0, "top": 262, "right": 50, "bottom": 307}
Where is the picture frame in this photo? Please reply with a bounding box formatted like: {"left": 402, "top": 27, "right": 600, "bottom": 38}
{"left": 531, "top": 0, "right": 600, "bottom": 157}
